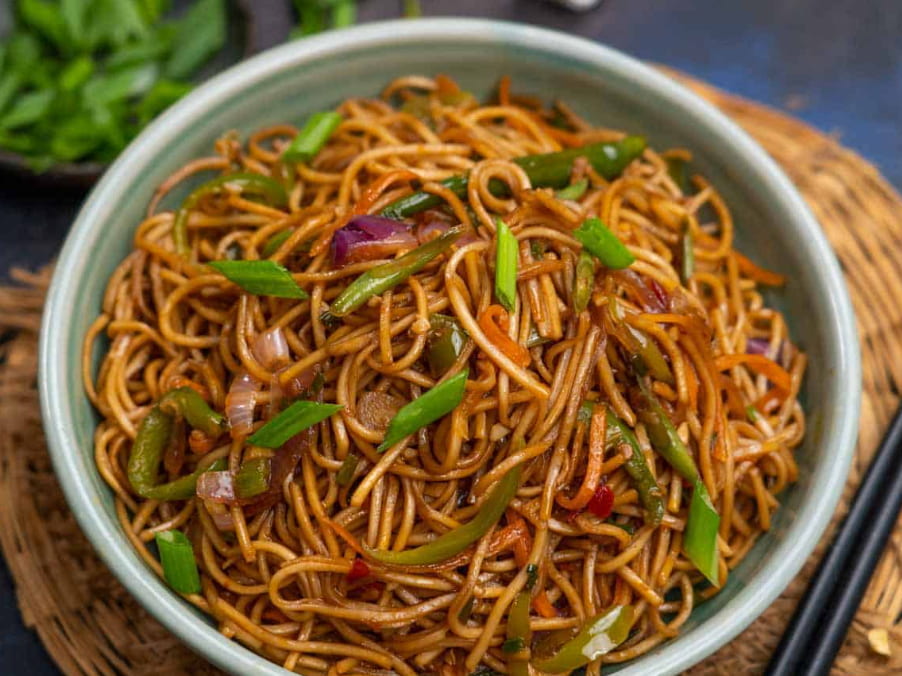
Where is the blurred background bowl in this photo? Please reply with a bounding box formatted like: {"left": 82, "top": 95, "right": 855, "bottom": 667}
{"left": 38, "top": 18, "right": 860, "bottom": 675}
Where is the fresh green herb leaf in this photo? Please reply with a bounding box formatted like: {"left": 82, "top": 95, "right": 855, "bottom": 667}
{"left": 248, "top": 400, "right": 343, "bottom": 448}
{"left": 82, "top": 63, "right": 160, "bottom": 107}
{"left": 378, "top": 369, "right": 468, "bottom": 452}
{"left": 502, "top": 637, "right": 526, "bottom": 654}
{"left": 209, "top": 260, "right": 309, "bottom": 299}
{"left": 494, "top": 218, "right": 518, "bottom": 312}
{"left": 59, "top": 56, "right": 94, "bottom": 92}
{"left": 154, "top": 529, "right": 201, "bottom": 594}
{"left": 573, "top": 217, "right": 635, "bottom": 270}
{"left": 282, "top": 111, "right": 343, "bottom": 163}
{"left": 18, "top": 0, "right": 70, "bottom": 53}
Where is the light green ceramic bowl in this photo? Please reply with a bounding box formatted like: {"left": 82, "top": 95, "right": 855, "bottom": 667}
{"left": 39, "top": 18, "right": 860, "bottom": 675}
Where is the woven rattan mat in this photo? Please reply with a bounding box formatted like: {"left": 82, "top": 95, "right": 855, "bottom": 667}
{"left": 1, "top": 72, "right": 900, "bottom": 675}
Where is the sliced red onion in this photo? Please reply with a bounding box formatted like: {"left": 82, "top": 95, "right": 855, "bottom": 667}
{"left": 253, "top": 327, "right": 290, "bottom": 370}
{"left": 614, "top": 269, "right": 669, "bottom": 313}
{"left": 331, "top": 215, "right": 417, "bottom": 266}
{"left": 210, "top": 510, "right": 236, "bottom": 531}
{"left": 196, "top": 471, "right": 236, "bottom": 503}
{"left": 746, "top": 338, "right": 771, "bottom": 355}
{"left": 225, "top": 370, "right": 259, "bottom": 437}
{"left": 418, "top": 220, "right": 478, "bottom": 247}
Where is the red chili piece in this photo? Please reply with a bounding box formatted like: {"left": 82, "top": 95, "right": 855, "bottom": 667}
{"left": 347, "top": 557, "right": 371, "bottom": 582}
{"left": 587, "top": 484, "right": 614, "bottom": 519}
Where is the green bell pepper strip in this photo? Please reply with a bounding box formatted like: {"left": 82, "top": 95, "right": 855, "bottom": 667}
{"left": 336, "top": 452, "right": 359, "bottom": 486}
{"left": 329, "top": 226, "right": 462, "bottom": 317}
{"left": 604, "top": 410, "right": 665, "bottom": 527}
{"left": 635, "top": 380, "right": 720, "bottom": 584}
{"left": 172, "top": 172, "right": 289, "bottom": 256}
{"left": 363, "top": 464, "right": 522, "bottom": 565}
{"left": 556, "top": 178, "right": 589, "bottom": 201}
{"left": 573, "top": 250, "right": 595, "bottom": 313}
{"left": 128, "top": 388, "right": 228, "bottom": 501}
{"left": 426, "top": 313, "right": 469, "bottom": 377}
{"left": 573, "top": 217, "right": 635, "bottom": 270}
{"left": 505, "top": 590, "right": 532, "bottom": 675}
{"left": 378, "top": 369, "right": 469, "bottom": 452}
{"left": 380, "top": 137, "right": 646, "bottom": 219}
{"left": 532, "top": 605, "right": 634, "bottom": 673}
{"left": 235, "top": 457, "right": 271, "bottom": 499}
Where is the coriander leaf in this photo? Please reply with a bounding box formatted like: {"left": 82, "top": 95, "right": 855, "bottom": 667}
{"left": 7, "top": 32, "right": 42, "bottom": 75}
{"left": 164, "top": 0, "right": 226, "bottom": 79}
{"left": 59, "top": 55, "right": 94, "bottom": 92}
{"left": 49, "top": 113, "right": 105, "bottom": 161}
{"left": 0, "top": 74, "right": 23, "bottom": 116}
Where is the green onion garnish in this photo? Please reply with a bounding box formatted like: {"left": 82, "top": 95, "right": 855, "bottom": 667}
{"left": 208, "top": 260, "right": 308, "bottom": 299}
{"left": 336, "top": 452, "right": 359, "bottom": 486}
{"left": 154, "top": 529, "right": 201, "bottom": 595}
{"left": 573, "top": 217, "right": 635, "bottom": 270}
{"left": 495, "top": 218, "right": 518, "bottom": 312}
{"left": 684, "top": 480, "right": 721, "bottom": 585}
{"left": 248, "top": 400, "right": 343, "bottom": 448}
{"left": 525, "top": 563, "right": 539, "bottom": 590}
{"left": 261, "top": 229, "right": 292, "bottom": 257}
{"left": 281, "top": 111, "right": 343, "bottom": 163}
{"left": 573, "top": 250, "right": 595, "bottom": 313}
{"left": 746, "top": 405, "right": 759, "bottom": 423}
{"left": 235, "top": 457, "right": 271, "bottom": 498}
{"left": 502, "top": 637, "right": 526, "bottom": 654}
{"left": 556, "top": 178, "right": 589, "bottom": 201}
{"left": 679, "top": 223, "right": 695, "bottom": 284}
{"left": 378, "top": 369, "right": 469, "bottom": 452}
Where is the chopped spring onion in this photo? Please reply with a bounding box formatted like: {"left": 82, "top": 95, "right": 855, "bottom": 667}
{"left": 208, "top": 260, "right": 308, "bottom": 299}
{"left": 155, "top": 529, "right": 201, "bottom": 595}
{"left": 679, "top": 222, "right": 695, "bottom": 284}
{"left": 573, "top": 250, "right": 595, "bottom": 313}
{"left": 502, "top": 637, "right": 526, "bottom": 654}
{"left": 746, "top": 405, "right": 759, "bottom": 422}
{"left": 378, "top": 369, "right": 469, "bottom": 452}
{"left": 494, "top": 218, "right": 518, "bottom": 312}
{"left": 684, "top": 480, "right": 721, "bottom": 585}
{"left": 556, "top": 178, "right": 588, "bottom": 201}
{"left": 573, "top": 217, "right": 635, "bottom": 270}
{"left": 235, "top": 457, "right": 271, "bottom": 498}
{"left": 281, "top": 111, "right": 343, "bottom": 163}
{"left": 525, "top": 563, "right": 539, "bottom": 590}
{"left": 248, "top": 400, "right": 343, "bottom": 448}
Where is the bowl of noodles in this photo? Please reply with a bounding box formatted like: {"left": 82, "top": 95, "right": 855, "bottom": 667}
{"left": 39, "top": 18, "right": 860, "bottom": 676}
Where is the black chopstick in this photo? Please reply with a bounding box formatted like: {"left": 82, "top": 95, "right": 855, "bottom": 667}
{"left": 767, "top": 402, "right": 902, "bottom": 676}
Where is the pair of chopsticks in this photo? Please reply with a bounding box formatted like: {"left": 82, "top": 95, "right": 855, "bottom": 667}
{"left": 767, "top": 402, "right": 902, "bottom": 675}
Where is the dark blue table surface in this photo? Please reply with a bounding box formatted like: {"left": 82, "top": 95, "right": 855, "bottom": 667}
{"left": 1, "top": 0, "right": 899, "bottom": 672}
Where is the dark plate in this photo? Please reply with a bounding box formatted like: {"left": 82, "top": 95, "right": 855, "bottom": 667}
{"left": 0, "top": 0, "right": 255, "bottom": 188}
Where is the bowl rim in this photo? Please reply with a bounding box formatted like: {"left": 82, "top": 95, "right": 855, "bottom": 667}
{"left": 38, "top": 17, "right": 861, "bottom": 676}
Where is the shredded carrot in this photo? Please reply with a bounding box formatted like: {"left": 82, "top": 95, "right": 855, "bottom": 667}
{"left": 497, "top": 75, "right": 511, "bottom": 107}
{"left": 719, "top": 374, "right": 747, "bottom": 419}
{"left": 533, "top": 590, "right": 558, "bottom": 618}
{"left": 517, "top": 259, "right": 566, "bottom": 281}
{"left": 714, "top": 353, "right": 792, "bottom": 392}
{"left": 478, "top": 305, "right": 531, "bottom": 368}
{"left": 353, "top": 169, "right": 419, "bottom": 215}
{"left": 754, "top": 386, "right": 786, "bottom": 412}
{"left": 324, "top": 519, "right": 366, "bottom": 557}
{"left": 505, "top": 510, "right": 532, "bottom": 567}
{"left": 684, "top": 355, "right": 699, "bottom": 412}
{"left": 167, "top": 377, "right": 209, "bottom": 400}
{"left": 556, "top": 403, "right": 607, "bottom": 511}
{"left": 733, "top": 251, "right": 786, "bottom": 286}
{"left": 434, "top": 74, "right": 460, "bottom": 96}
